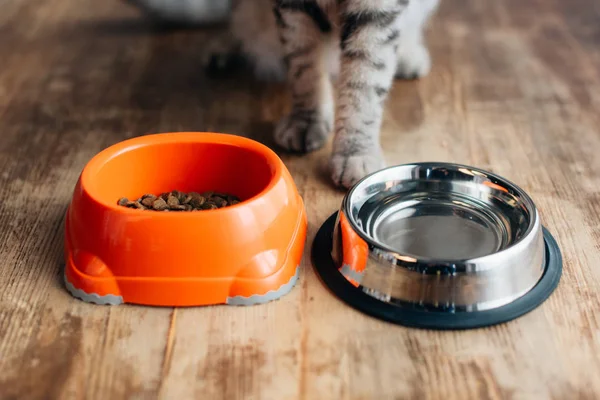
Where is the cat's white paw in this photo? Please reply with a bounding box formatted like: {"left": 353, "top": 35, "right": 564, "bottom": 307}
{"left": 125, "top": 0, "right": 231, "bottom": 24}
{"left": 395, "top": 41, "right": 431, "bottom": 80}
{"left": 252, "top": 57, "right": 287, "bottom": 83}
{"left": 275, "top": 111, "right": 333, "bottom": 153}
{"left": 329, "top": 151, "right": 386, "bottom": 189}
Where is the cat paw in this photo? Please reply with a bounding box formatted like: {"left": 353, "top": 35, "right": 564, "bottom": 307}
{"left": 275, "top": 110, "right": 333, "bottom": 153}
{"left": 252, "top": 57, "right": 287, "bottom": 83}
{"left": 395, "top": 42, "right": 431, "bottom": 80}
{"left": 125, "top": 0, "right": 231, "bottom": 25}
{"left": 329, "top": 151, "right": 386, "bottom": 189}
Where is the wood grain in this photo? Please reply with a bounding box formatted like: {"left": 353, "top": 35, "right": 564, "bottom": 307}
{"left": 1, "top": 0, "right": 600, "bottom": 399}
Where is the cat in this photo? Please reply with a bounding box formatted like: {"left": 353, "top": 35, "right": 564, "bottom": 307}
{"left": 125, "top": 0, "right": 440, "bottom": 188}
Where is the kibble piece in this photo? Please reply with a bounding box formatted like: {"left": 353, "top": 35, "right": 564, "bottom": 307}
{"left": 201, "top": 202, "right": 218, "bottom": 210}
{"left": 182, "top": 195, "right": 192, "bottom": 205}
{"left": 167, "top": 191, "right": 179, "bottom": 202}
{"left": 189, "top": 196, "right": 205, "bottom": 209}
{"left": 211, "top": 196, "right": 226, "bottom": 207}
{"left": 141, "top": 194, "right": 157, "bottom": 207}
{"left": 170, "top": 204, "right": 187, "bottom": 211}
{"left": 167, "top": 195, "right": 180, "bottom": 207}
{"left": 175, "top": 192, "right": 187, "bottom": 203}
{"left": 117, "top": 198, "right": 129, "bottom": 206}
{"left": 152, "top": 198, "right": 168, "bottom": 211}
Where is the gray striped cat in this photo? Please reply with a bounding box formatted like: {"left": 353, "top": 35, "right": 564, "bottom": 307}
{"left": 126, "top": 0, "right": 440, "bottom": 188}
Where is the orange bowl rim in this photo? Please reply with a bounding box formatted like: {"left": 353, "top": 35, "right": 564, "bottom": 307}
{"left": 79, "top": 132, "right": 286, "bottom": 217}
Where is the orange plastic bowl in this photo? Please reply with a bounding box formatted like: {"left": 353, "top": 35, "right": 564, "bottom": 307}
{"left": 63, "top": 132, "right": 307, "bottom": 307}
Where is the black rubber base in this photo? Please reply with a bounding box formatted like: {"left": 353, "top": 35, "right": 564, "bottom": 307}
{"left": 311, "top": 212, "right": 563, "bottom": 330}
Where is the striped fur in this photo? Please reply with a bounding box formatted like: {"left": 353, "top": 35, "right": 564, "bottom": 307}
{"left": 126, "top": 0, "right": 440, "bottom": 188}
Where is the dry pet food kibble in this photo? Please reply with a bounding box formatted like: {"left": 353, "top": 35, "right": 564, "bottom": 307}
{"left": 117, "top": 191, "right": 241, "bottom": 212}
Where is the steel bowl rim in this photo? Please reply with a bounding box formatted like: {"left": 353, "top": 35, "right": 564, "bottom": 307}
{"left": 342, "top": 161, "right": 540, "bottom": 264}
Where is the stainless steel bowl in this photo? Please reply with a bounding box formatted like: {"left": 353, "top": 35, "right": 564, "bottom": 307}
{"left": 330, "top": 162, "right": 546, "bottom": 312}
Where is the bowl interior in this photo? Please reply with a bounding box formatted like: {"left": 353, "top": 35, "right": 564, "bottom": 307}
{"left": 346, "top": 163, "right": 536, "bottom": 261}
{"left": 84, "top": 140, "right": 275, "bottom": 208}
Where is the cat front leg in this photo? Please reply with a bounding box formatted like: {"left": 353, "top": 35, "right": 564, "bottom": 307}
{"left": 395, "top": 0, "right": 439, "bottom": 79}
{"left": 330, "top": 0, "right": 409, "bottom": 188}
{"left": 272, "top": 1, "right": 334, "bottom": 153}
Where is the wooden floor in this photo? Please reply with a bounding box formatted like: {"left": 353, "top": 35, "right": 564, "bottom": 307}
{"left": 2, "top": 0, "right": 600, "bottom": 399}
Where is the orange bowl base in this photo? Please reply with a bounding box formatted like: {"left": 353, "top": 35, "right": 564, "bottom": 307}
{"left": 63, "top": 211, "right": 307, "bottom": 307}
